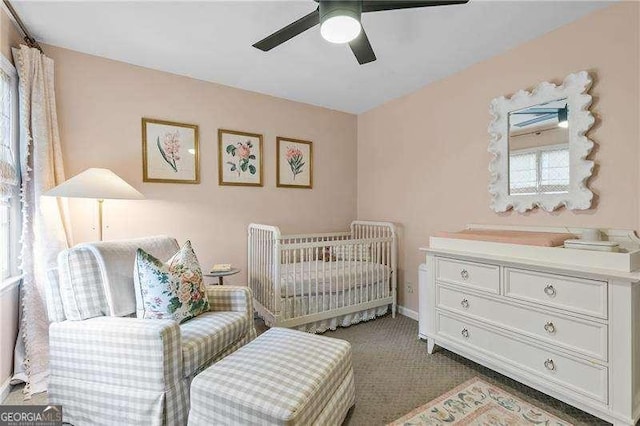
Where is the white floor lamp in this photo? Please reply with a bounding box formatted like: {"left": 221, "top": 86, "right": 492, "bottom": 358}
{"left": 45, "top": 168, "right": 144, "bottom": 241}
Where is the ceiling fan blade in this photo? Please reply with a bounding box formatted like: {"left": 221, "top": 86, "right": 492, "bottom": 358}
{"left": 362, "top": 0, "right": 468, "bottom": 13}
{"left": 514, "top": 113, "right": 557, "bottom": 128}
{"left": 253, "top": 8, "right": 320, "bottom": 51}
{"left": 349, "top": 28, "right": 376, "bottom": 65}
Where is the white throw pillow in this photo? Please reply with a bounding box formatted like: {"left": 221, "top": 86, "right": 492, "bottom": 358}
{"left": 331, "top": 244, "right": 372, "bottom": 262}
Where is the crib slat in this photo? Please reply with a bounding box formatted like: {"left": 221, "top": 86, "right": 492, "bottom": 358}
{"left": 342, "top": 246, "right": 355, "bottom": 306}
{"left": 267, "top": 230, "right": 271, "bottom": 310}
{"left": 364, "top": 242, "right": 369, "bottom": 303}
{"left": 377, "top": 240, "right": 381, "bottom": 301}
{"left": 323, "top": 241, "right": 327, "bottom": 314}
{"left": 298, "top": 247, "right": 302, "bottom": 318}
{"left": 266, "top": 230, "right": 270, "bottom": 312}
{"left": 265, "top": 230, "right": 269, "bottom": 311}
{"left": 263, "top": 230, "right": 267, "bottom": 311}
{"left": 377, "top": 226, "right": 381, "bottom": 301}
{"left": 342, "top": 241, "right": 353, "bottom": 306}
{"left": 284, "top": 248, "right": 289, "bottom": 308}
{"left": 264, "top": 230, "right": 268, "bottom": 311}
{"left": 308, "top": 247, "right": 312, "bottom": 317}
{"left": 260, "top": 230, "right": 264, "bottom": 308}
{"left": 330, "top": 245, "right": 334, "bottom": 312}
{"left": 386, "top": 235, "right": 390, "bottom": 297}
{"left": 315, "top": 246, "right": 319, "bottom": 314}
{"left": 382, "top": 234, "right": 387, "bottom": 297}
{"left": 360, "top": 242, "right": 364, "bottom": 305}
{"left": 303, "top": 248, "right": 312, "bottom": 315}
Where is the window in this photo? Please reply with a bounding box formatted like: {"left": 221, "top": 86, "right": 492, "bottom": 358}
{"left": 0, "top": 54, "right": 19, "bottom": 282}
{"left": 509, "top": 145, "right": 570, "bottom": 195}
{"left": 540, "top": 148, "right": 570, "bottom": 192}
{"left": 509, "top": 151, "right": 537, "bottom": 194}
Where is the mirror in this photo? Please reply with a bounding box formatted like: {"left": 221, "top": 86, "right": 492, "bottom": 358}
{"left": 489, "top": 71, "right": 595, "bottom": 213}
{"left": 508, "top": 99, "right": 569, "bottom": 195}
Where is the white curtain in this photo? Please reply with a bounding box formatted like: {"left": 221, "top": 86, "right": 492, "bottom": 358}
{"left": 11, "top": 45, "right": 70, "bottom": 396}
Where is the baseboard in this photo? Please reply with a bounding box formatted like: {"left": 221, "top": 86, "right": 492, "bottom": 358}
{"left": 0, "top": 377, "right": 11, "bottom": 403}
{"left": 397, "top": 305, "right": 418, "bottom": 321}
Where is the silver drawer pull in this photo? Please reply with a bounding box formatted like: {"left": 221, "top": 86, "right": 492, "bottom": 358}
{"left": 544, "top": 284, "right": 556, "bottom": 297}
{"left": 544, "top": 358, "right": 556, "bottom": 371}
{"left": 461, "top": 299, "right": 470, "bottom": 309}
{"left": 461, "top": 328, "right": 469, "bottom": 338}
{"left": 544, "top": 321, "right": 556, "bottom": 334}
{"left": 460, "top": 269, "right": 469, "bottom": 280}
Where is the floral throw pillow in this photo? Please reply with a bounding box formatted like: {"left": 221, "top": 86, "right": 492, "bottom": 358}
{"left": 134, "top": 240, "right": 209, "bottom": 323}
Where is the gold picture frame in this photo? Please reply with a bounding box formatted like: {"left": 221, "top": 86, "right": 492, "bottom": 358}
{"left": 276, "top": 137, "right": 313, "bottom": 189}
{"left": 218, "top": 129, "right": 264, "bottom": 187}
{"left": 142, "top": 118, "right": 200, "bottom": 184}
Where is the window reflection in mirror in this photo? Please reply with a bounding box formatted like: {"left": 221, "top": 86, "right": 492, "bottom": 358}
{"left": 508, "top": 99, "right": 569, "bottom": 195}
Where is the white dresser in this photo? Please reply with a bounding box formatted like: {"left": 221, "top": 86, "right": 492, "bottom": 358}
{"left": 419, "top": 227, "right": 640, "bottom": 426}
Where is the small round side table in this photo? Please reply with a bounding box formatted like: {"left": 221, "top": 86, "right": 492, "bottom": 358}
{"left": 204, "top": 268, "right": 240, "bottom": 285}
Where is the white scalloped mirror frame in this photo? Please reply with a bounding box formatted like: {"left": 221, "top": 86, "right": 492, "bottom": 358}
{"left": 488, "top": 71, "right": 595, "bottom": 213}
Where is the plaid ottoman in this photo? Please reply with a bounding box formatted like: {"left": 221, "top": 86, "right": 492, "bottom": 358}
{"left": 188, "top": 327, "right": 356, "bottom": 426}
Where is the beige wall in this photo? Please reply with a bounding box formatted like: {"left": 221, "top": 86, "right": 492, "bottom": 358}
{"left": 357, "top": 2, "right": 640, "bottom": 312}
{"left": 45, "top": 45, "right": 358, "bottom": 285}
{"left": 0, "top": 5, "right": 22, "bottom": 394}
{"left": 1, "top": 5, "right": 21, "bottom": 62}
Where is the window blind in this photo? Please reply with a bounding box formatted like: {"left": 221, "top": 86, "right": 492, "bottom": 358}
{"left": 509, "top": 151, "right": 538, "bottom": 194}
{"left": 540, "top": 148, "right": 570, "bottom": 193}
{"left": 509, "top": 146, "right": 570, "bottom": 195}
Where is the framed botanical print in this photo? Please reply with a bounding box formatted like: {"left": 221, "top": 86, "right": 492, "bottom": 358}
{"left": 218, "top": 129, "right": 263, "bottom": 187}
{"left": 277, "top": 137, "right": 313, "bottom": 189}
{"left": 142, "top": 118, "right": 199, "bottom": 184}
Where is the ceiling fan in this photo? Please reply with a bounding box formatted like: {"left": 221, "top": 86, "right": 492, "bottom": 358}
{"left": 253, "top": 1, "right": 469, "bottom": 65}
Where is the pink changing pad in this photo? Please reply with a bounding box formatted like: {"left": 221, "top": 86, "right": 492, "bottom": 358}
{"left": 435, "top": 229, "right": 575, "bottom": 247}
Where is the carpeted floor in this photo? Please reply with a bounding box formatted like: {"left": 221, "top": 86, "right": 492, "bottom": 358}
{"left": 4, "top": 314, "right": 609, "bottom": 425}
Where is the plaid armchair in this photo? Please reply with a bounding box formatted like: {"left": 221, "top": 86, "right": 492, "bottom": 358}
{"left": 46, "top": 236, "right": 256, "bottom": 426}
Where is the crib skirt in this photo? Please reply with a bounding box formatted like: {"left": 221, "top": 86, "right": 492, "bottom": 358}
{"left": 293, "top": 306, "right": 389, "bottom": 333}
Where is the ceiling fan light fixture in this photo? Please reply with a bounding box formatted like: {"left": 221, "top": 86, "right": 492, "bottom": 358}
{"left": 319, "top": 1, "right": 362, "bottom": 44}
{"left": 252, "top": 0, "right": 470, "bottom": 64}
{"left": 320, "top": 15, "right": 361, "bottom": 44}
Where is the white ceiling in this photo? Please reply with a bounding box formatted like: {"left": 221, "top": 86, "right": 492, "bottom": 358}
{"left": 12, "top": 0, "right": 612, "bottom": 114}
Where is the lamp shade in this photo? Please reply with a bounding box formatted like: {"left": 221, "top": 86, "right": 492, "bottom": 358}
{"left": 45, "top": 168, "right": 144, "bottom": 200}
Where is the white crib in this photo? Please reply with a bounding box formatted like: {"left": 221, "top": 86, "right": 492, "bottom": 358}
{"left": 248, "top": 221, "right": 397, "bottom": 333}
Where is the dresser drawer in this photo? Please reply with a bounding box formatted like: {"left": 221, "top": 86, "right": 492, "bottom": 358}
{"left": 504, "top": 268, "right": 607, "bottom": 319}
{"left": 437, "top": 286, "right": 608, "bottom": 361}
{"left": 435, "top": 258, "right": 499, "bottom": 294}
{"left": 436, "top": 312, "right": 608, "bottom": 403}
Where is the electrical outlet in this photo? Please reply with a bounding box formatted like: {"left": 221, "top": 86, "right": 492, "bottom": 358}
{"left": 406, "top": 282, "right": 414, "bottom": 294}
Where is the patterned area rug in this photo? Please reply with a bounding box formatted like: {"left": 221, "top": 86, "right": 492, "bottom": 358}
{"left": 389, "top": 377, "right": 572, "bottom": 426}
